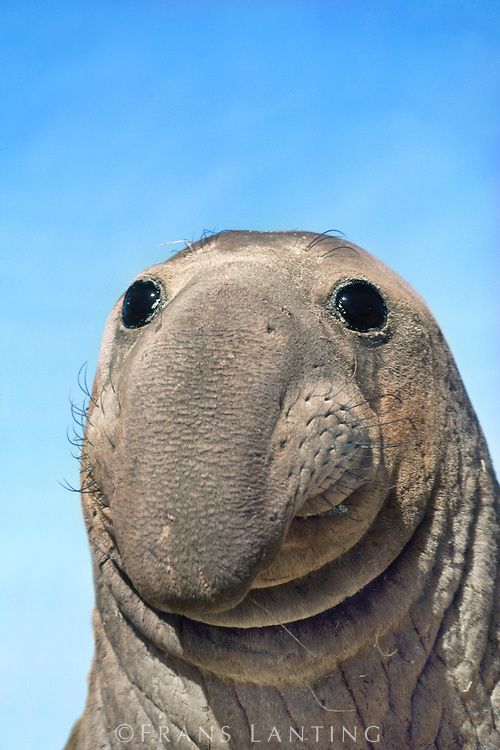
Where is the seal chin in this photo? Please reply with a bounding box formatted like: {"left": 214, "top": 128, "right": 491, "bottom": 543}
{"left": 147, "top": 587, "right": 252, "bottom": 618}
{"left": 120, "top": 543, "right": 261, "bottom": 618}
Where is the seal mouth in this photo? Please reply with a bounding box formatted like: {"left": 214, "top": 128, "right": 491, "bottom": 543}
{"left": 244, "top": 469, "right": 375, "bottom": 590}
{"left": 182, "top": 470, "right": 388, "bottom": 628}
{"left": 293, "top": 485, "right": 356, "bottom": 519}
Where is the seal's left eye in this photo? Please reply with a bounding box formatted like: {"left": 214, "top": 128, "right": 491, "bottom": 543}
{"left": 122, "top": 279, "right": 163, "bottom": 329}
{"left": 333, "top": 281, "right": 387, "bottom": 332}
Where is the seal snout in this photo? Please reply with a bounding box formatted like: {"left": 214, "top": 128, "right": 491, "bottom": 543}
{"left": 109, "top": 273, "right": 305, "bottom": 616}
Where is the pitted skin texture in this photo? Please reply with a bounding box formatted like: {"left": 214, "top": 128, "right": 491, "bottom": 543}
{"left": 66, "top": 231, "right": 499, "bottom": 750}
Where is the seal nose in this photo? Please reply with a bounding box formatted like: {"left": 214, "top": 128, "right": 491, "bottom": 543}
{"left": 111, "top": 273, "right": 302, "bottom": 615}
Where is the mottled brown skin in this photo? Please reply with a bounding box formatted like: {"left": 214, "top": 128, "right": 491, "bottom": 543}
{"left": 66, "top": 231, "right": 499, "bottom": 750}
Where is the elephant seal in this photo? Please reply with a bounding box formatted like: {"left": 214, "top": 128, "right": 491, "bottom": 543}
{"left": 66, "top": 231, "right": 499, "bottom": 750}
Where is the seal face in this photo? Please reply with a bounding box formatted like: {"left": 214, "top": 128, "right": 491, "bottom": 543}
{"left": 84, "top": 231, "right": 440, "bottom": 626}
{"left": 69, "top": 231, "right": 499, "bottom": 750}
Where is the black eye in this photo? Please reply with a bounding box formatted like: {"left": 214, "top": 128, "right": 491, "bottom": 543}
{"left": 333, "top": 281, "right": 387, "bottom": 332}
{"left": 122, "top": 279, "right": 163, "bottom": 329}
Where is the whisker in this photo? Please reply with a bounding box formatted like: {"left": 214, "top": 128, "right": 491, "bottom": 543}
{"left": 354, "top": 442, "right": 408, "bottom": 449}
{"left": 198, "top": 229, "right": 217, "bottom": 250}
{"left": 307, "top": 480, "right": 363, "bottom": 522}
{"left": 108, "top": 359, "right": 117, "bottom": 397}
{"left": 248, "top": 596, "right": 317, "bottom": 657}
{"left": 324, "top": 492, "right": 362, "bottom": 522}
{"left": 59, "top": 478, "right": 80, "bottom": 493}
{"left": 77, "top": 362, "right": 98, "bottom": 407}
{"left": 342, "top": 468, "right": 394, "bottom": 492}
{"left": 304, "top": 229, "right": 347, "bottom": 252}
{"left": 105, "top": 433, "right": 116, "bottom": 449}
{"left": 157, "top": 238, "right": 194, "bottom": 254}
{"left": 373, "top": 632, "right": 398, "bottom": 658}
{"left": 307, "top": 685, "right": 356, "bottom": 713}
{"left": 355, "top": 416, "right": 416, "bottom": 430}
{"left": 319, "top": 243, "right": 361, "bottom": 260}
{"left": 346, "top": 392, "right": 404, "bottom": 411}
{"left": 66, "top": 427, "right": 84, "bottom": 449}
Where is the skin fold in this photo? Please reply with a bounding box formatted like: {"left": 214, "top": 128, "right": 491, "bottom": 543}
{"left": 66, "top": 231, "right": 499, "bottom": 750}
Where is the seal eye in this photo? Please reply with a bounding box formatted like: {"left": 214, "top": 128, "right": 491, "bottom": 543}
{"left": 334, "top": 281, "right": 387, "bottom": 332}
{"left": 122, "top": 279, "right": 163, "bottom": 329}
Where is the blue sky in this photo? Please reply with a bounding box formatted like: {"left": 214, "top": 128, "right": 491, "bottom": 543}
{"left": 1, "top": 2, "right": 499, "bottom": 748}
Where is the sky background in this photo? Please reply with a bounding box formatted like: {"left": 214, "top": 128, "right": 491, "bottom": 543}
{"left": 1, "top": 2, "right": 499, "bottom": 748}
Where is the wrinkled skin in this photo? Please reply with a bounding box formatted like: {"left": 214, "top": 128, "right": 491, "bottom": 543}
{"left": 66, "top": 232, "right": 499, "bottom": 750}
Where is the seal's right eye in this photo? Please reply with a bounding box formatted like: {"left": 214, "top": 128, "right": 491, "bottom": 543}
{"left": 122, "top": 279, "right": 164, "bottom": 329}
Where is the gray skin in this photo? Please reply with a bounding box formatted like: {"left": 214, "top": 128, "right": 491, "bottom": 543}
{"left": 66, "top": 231, "right": 499, "bottom": 750}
